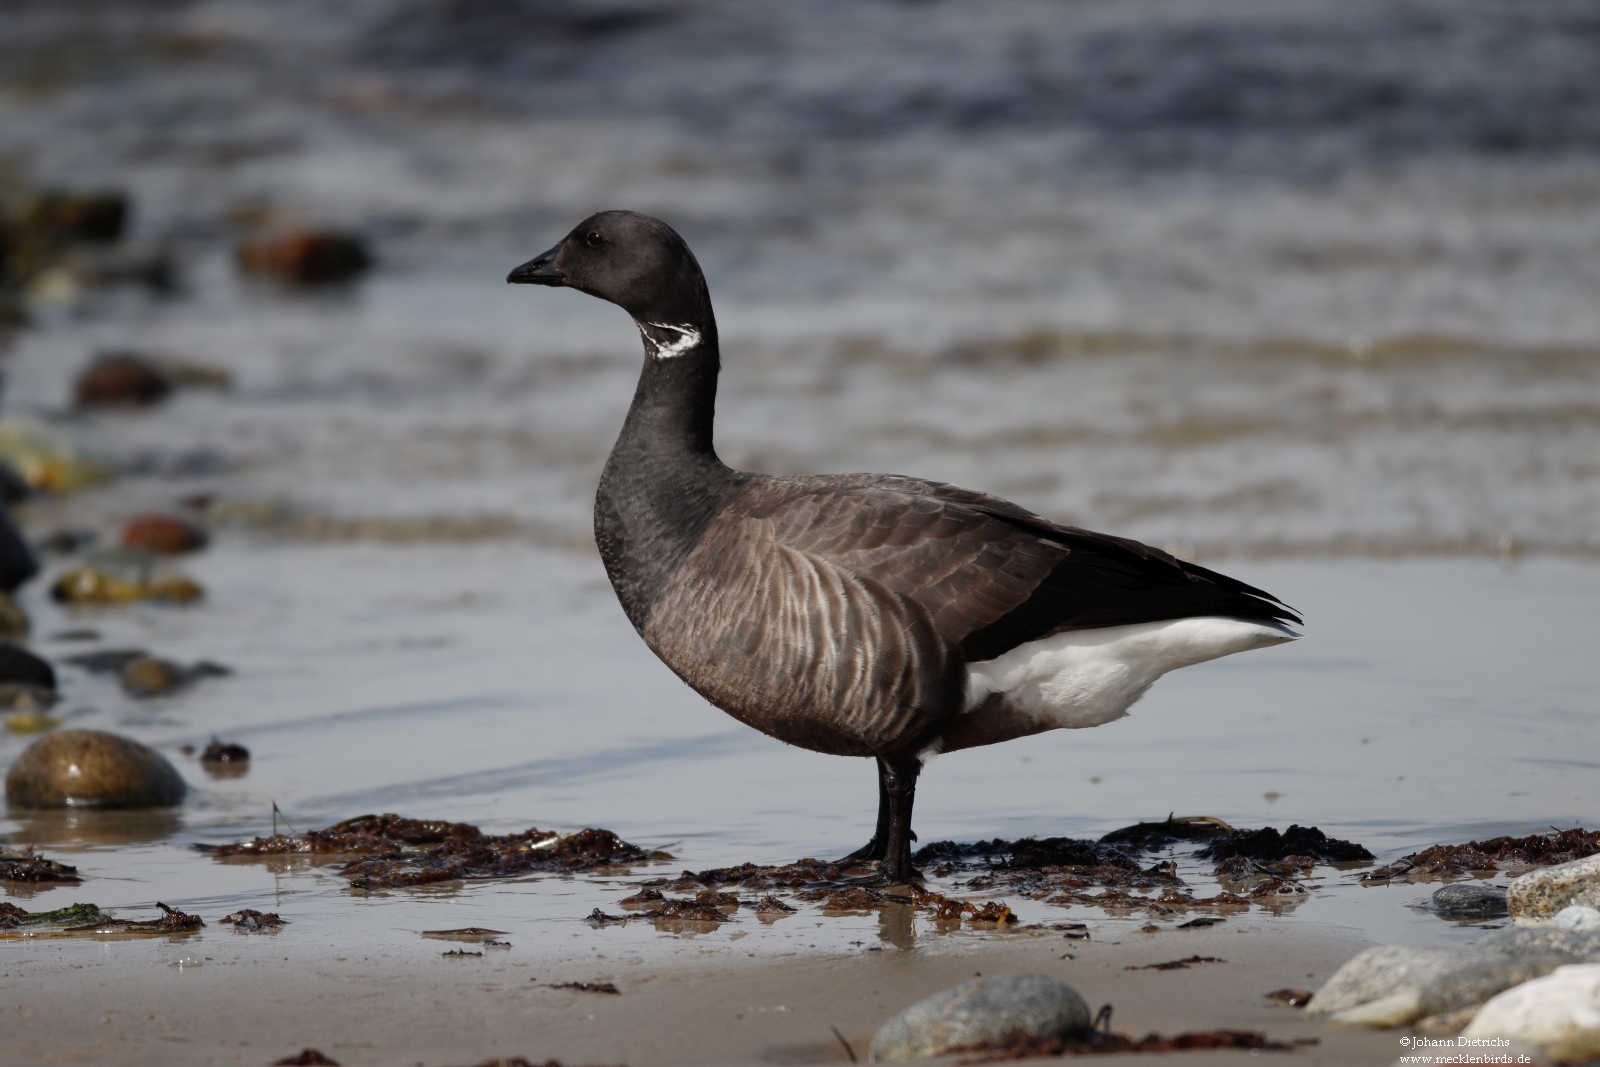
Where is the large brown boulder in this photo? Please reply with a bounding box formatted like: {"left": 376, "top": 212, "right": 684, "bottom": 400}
{"left": 6, "top": 729, "right": 186, "bottom": 808}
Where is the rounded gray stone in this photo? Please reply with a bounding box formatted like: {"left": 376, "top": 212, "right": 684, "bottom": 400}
{"left": 1477, "top": 925, "right": 1600, "bottom": 962}
{"left": 1430, "top": 882, "right": 1508, "bottom": 917}
{"left": 1305, "top": 945, "right": 1467, "bottom": 1021}
{"left": 869, "top": 974, "right": 1090, "bottom": 1062}
{"left": 1507, "top": 855, "right": 1600, "bottom": 919}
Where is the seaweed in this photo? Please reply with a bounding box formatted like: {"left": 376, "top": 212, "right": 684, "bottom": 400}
{"left": 199, "top": 812, "right": 483, "bottom": 857}
{"left": 681, "top": 856, "right": 881, "bottom": 892}
{"left": 635, "top": 897, "right": 730, "bottom": 922}
{"left": 1098, "top": 816, "right": 1236, "bottom": 851}
{"left": 912, "top": 836, "right": 1178, "bottom": 901}
{"left": 908, "top": 885, "right": 1017, "bottom": 924}
{"left": 65, "top": 901, "right": 203, "bottom": 932}
{"left": 958, "top": 1028, "right": 1292, "bottom": 1061}
{"left": 1362, "top": 827, "right": 1600, "bottom": 882}
{"left": 751, "top": 895, "right": 795, "bottom": 914}
{"left": 547, "top": 981, "right": 620, "bottom": 994}
{"left": 222, "top": 909, "right": 286, "bottom": 929}
{"left": 2, "top": 902, "right": 110, "bottom": 928}
{"left": 1195, "top": 824, "right": 1372, "bottom": 865}
{"left": 1125, "top": 954, "right": 1226, "bottom": 971}
{"left": 201, "top": 812, "right": 653, "bottom": 887}
{"left": 915, "top": 836, "right": 1141, "bottom": 872}
{"left": 1213, "top": 854, "right": 1315, "bottom": 883}
{"left": 344, "top": 827, "right": 650, "bottom": 889}
{"left": 0, "top": 847, "right": 81, "bottom": 884}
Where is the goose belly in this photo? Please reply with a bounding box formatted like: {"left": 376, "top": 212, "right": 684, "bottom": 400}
{"left": 941, "top": 617, "right": 1297, "bottom": 752}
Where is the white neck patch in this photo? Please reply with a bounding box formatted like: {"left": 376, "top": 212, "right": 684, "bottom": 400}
{"left": 638, "top": 321, "right": 702, "bottom": 359}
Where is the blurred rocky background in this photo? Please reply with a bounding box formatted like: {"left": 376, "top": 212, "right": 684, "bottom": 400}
{"left": 1, "top": 0, "right": 1598, "bottom": 564}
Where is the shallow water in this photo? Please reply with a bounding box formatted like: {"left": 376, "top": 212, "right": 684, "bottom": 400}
{"left": 2, "top": 549, "right": 1595, "bottom": 962}
{"left": 1, "top": 0, "right": 1598, "bottom": 968}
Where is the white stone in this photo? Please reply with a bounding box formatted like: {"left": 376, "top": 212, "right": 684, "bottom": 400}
{"left": 1462, "top": 963, "right": 1600, "bottom": 1063}
{"left": 1554, "top": 906, "right": 1600, "bottom": 932}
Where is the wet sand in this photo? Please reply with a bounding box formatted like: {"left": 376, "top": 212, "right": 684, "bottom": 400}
{"left": 3, "top": 919, "right": 1400, "bottom": 1066}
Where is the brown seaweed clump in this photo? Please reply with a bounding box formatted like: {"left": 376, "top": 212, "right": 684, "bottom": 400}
{"left": 1362, "top": 827, "right": 1600, "bottom": 882}
{"left": 1195, "top": 824, "right": 1373, "bottom": 868}
{"left": 200, "top": 812, "right": 485, "bottom": 857}
{"left": 671, "top": 856, "right": 884, "bottom": 892}
{"left": 202, "top": 813, "right": 655, "bottom": 889}
{"left": 908, "top": 885, "right": 1018, "bottom": 925}
{"left": 959, "top": 1028, "right": 1293, "bottom": 1061}
{"left": 343, "top": 826, "right": 652, "bottom": 889}
{"left": 913, "top": 836, "right": 1181, "bottom": 898}
{"left": 0, "top": 847, "right": 81, "bottom": 884}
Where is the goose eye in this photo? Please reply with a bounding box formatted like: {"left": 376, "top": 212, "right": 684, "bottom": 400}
{"left": 584, "top": 231, "right": 604, "bottom": 248}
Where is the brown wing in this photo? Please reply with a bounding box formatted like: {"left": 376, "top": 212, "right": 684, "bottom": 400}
{"left": 745, "top": 474, "right": 1299, "bottom": 660}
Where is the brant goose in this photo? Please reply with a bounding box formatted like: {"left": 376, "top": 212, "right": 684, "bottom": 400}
{"left": 509, "top": 211, "right": 1299, "bottom": 882}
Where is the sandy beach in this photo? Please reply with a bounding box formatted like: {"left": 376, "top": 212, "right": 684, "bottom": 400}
{"left": 4, "top": 918, "right": 1406, "bottom": 1066}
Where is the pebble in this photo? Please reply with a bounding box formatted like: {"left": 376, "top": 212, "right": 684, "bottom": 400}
{"left": 1508, "top": 855, "right": 1600, "bottom": 920}
{"left": 23, "top": 190, "right": 128, "bottom": 243}
{"left": 237, "top": 229, "right": 371, "bottom": 284}
{"left": 5, "top": 729, "right": 187, "bottom": 808}
{"left": 0, "top": 460, "right": 28, "bottom": 504}
{"left": 0, "top": 591, "right": 29, "bottom": 639}
{"left": 0, "top": 416, "right": 119, "bottom": 493}
{"left": 73, "top": 352, "right": 173, "bottom": 409}
{"left": 5, "top": 711, "right": 61, "bottom": 734}
{"left": 1430, "top": 883, "right": 1509, "bottom": 918}
{"left": 51, "top": 567, "right": 203, "bottom": 605}
{"left": 869, "top": 974, "right": 1090, "bottom": 1061}
{"left": 0, "top": 641, "right": 56, "bottom": 690}
{"left": 1462, "top": 963, "right": 1600, "bottom": 1063}
{"left": 0, "top": 508, "right": 38, "bottom": 592}
{"left": 120, "top": 656, "right": 189, "bottom": 697}
{"left": 64, "top": 647, "right": 149, "bottom": 674}
{"left": 200, "top": 739, "right": 249, "bottom": 764}
{"left": 0, "top": 683, "right": 58, "bottom": 710}
{"left": 119, "top": 513, "right": 208, "bottom": 554}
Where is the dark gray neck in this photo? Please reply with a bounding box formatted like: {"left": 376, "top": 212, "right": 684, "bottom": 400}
{"left": 594, "top": 322, "right": 746, "bottom": 634}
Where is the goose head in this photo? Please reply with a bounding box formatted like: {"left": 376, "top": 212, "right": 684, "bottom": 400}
{"left": 507, "top": 209, "right": 711, "bottom": 330}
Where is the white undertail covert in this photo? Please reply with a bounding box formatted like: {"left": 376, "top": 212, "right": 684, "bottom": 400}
{"left": 964, "top": 615, "right": 1299, "bottom": 732}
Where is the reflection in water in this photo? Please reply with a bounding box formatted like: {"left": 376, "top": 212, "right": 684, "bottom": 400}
{"left": 8, "top": 806, "right": 183, "bottom": 847}
{"left": 877, "top": 903, "right": 916, "bottom": 950}
{"left": 201, "top": 761, "right": 250, "bottom": 781}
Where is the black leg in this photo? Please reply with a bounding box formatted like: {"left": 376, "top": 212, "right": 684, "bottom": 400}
{"left": 841, "top": 757, "right": 892, "bottom": 861}
{"left": 879, "top": 755, "right": 922, "bottom": 884}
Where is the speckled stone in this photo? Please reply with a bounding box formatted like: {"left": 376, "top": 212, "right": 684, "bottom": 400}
{"left": 869, "top": 974, "right": 1090, "bottom": 1061}
{"left": 1508, "top": 856, "right": 1600, "bottom": 920}
{"left": 5, "top": 729, "right": 186, "bottom": 808}
{"left": 1430, "top": 883, "right": 1508, "bottom": 918}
